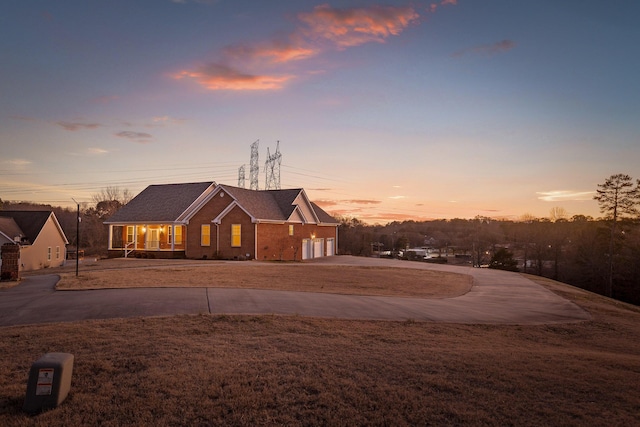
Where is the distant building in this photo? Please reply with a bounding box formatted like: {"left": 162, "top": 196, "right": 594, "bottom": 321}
{"left": 104, "top": 182, "right": 338, "bottom": 261}
{"left": 0, "top": 211, "right": 69, "bottom": 271}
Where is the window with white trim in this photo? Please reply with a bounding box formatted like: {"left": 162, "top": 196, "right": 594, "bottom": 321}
{"left": 56, "top": 246, "right": 60, "bottom": 259}
{"left": 201, "top": 225, "right": 211, "bottom": 246}
{"left": 175, "top": 226, "right": 183, "bottom": 244}
{"left": 126, "top": 226, "right": 134, "bottom": 244}
{"left": 47, "top": 247, "right": 52, "bottom": 261}
{"left": 231, "top": 224, "right": 241, "bottom": 247}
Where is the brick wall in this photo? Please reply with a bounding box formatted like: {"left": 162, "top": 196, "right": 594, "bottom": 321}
{"left": 257, "top": 223, "right": 337, "bottom": 261}
{"left": 185, "top": 192, "right": 255, "bottom": 260}
{"left": 1, "top": 243, "right": 20, "bottom": 281}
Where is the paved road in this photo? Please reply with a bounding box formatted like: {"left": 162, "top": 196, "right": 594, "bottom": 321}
{"left": 0, "top": 256, "right": 591, "bottom": 326}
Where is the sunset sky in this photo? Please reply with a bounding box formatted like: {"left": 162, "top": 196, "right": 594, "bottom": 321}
{"left": 2, "top": 0, "right": 639, "bottom": 223}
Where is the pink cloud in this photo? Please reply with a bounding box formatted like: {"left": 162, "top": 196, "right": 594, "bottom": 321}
{"left": 298, "top": 4, "right": 419, "bottom": 49}
{"left": 174, "top": 4, "right": 420, "bottom": 91}
{"left": 224, "top": 40, "right": 318, "bottom": 64}
{"left": 172, "top": 63, "right": 294, "bottom": 91}
{"left": 115, "top": 131, "right": 152, "bottom": 143}
{"left": 56, "top": 121, "right": 101, "bottom": 131}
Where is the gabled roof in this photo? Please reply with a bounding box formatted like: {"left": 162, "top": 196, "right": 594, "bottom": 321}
{"left": 311, "top": 202, "right": 339, "bottom": 225}
{"left": 0, "top": 211, "right": 69, "bottom": 244}
{"left": 0, "top": 216, "right": 24, "bottom": 243}
{"left": 215, "top": 184, "right": 338, "bottom": 225}
{"left": 216, "top": 185, "right": 301, "bottom": 222}
{"left": 105, "top": 182, "right": 215, "bottom": 223}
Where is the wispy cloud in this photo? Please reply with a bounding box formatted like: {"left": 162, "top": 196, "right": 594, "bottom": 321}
{"left": 223, "top": 41, "right": 318, "bottom": 64}
{"left": 115, "top": 131, "right": 153, "bottom": 143}
{"left": 4, "top": 159, "right": 32, "bottom": 167}
{"left": 342, "top": 199, "right": 382, "bottom": 205}
{"left": 88, "top": 147, "right": 108, "bottom": 155}
{"left": 452, "top": 39, "right": 516, "bottom": 57}
{"left": 152, "top": 115, "right": 184, "bottom": 124}
{"left": 91, "top": 95, "right": 120, "bottom": 104}
{"left": 56, "top": 121, "right": 101, "bottom": 131}
{"left": 297, "top": 4, "right": 419, "bottom": 49}
{"left": 173, "top": 65, "right": 293, "bottom": 91}
{"left": 173, "top": 3, "right": 422, "bottom": 91}
{"left": 536, "top": 190, "right": 594, "bottom": 202}
{"left": 429, "top": 0, "right": 458, "bottom": 14}
{"left": 9, "top": 115, "right": 38, "bottom": 122}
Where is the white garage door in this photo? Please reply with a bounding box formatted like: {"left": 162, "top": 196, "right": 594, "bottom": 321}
{"left": 313, "top": 238, "right": 324, "bottom": 258}
{"left": 326, "top": 238, "right": 335, "bottom": 256}
{"left": 302, "top": 239, "right": 311, "bottom": 260}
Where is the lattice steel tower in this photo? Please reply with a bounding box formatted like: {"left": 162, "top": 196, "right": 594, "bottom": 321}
{"left": 264, "top": 141, "right": 282, "bottom": 190}
{"left": 249, "top": 140, "right": 259, "bottom": 190}
{"left": 237, "top": 165, "right": 246, "bottom": 188}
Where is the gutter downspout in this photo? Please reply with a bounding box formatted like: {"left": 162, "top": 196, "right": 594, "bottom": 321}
{"left": 254, "top": 222, "right": 258, "bottom": 260}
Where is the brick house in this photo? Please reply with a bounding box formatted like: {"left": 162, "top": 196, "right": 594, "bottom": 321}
{"left": 104, "top": 182, "right": 338, "bottom": 260}
{"left": 0, "top": 211, "right": 69, "bottom": 271}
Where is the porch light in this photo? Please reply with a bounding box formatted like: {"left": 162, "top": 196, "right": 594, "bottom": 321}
{"left": 142, "top": 225, "right": 147, "bottom": 233}
{"left": 311, "top": 233, "right": 316, "bottom": 240}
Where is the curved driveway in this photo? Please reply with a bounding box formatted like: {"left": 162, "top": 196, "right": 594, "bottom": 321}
{"left": 0, "top": 256, "right": 591, "bottom": 326}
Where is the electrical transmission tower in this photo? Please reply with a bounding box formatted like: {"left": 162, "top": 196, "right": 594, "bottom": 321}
{"left": 237, "top": 165, "right": 246, "bottom": 188}
{"left": 264, "top": 141, "right": 282, "bottom": 190}
{"left": 249, "top": 140, "right": 259, "bottom": 190}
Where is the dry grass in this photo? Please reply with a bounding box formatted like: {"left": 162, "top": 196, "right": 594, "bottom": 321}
{"left": 50, "top": 259, "right": 473, "bottom": 298}
{"left": 2, "top": 266, "right": 639, "bottom": 425}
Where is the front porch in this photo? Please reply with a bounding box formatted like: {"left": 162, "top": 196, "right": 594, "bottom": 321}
{"left": 107, "top": 224, "right": 186, "bottom": 258}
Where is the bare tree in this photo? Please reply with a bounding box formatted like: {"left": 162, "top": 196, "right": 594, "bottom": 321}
{"left": 593, "top": 173, "right": 640, "bottom": 297}
{"left": 549, "top": 206, "right": 568, "bottom": 222}
{"left": 92, "top": 186, "right": 133, "bottom": 206}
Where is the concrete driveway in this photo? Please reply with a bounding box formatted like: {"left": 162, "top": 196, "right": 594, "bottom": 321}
{"left": 0, "top": 256, "right": 591, "bottom": 326}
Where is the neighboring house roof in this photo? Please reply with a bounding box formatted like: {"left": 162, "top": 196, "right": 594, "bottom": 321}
{"left": 0, "top": 211, "right": 69, "bottom": 245}
{"left": 105, "top": 182, "right": 216, "bottom": 223}
{"left": 0, "top": 216, "right": 24, "bottom": 244}
{"left": 105, "top": 181, "right": 338, "bottom": 226}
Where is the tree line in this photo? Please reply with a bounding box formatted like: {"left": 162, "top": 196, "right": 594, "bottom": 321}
{"left": 339, "top": 174, "right": 640, "bottom": 306}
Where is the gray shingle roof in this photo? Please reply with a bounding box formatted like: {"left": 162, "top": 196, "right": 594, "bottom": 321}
{"left": 0, "top": 216, "right": 24, "bottom": 243}
{"left": 220, "top": 185, "right": 338, "bottom": 224}
{"left": 219, "top": 185, "right": 300, "bottom": 221}
{"left": 0, "top": 211, "right": 51, "bottom": 244}
{"left": 311, "top": 202, "right": 339, "bottom": 224}
{"left": 105, "top": 181, "right": 338, "bottom": 225}
{"left": 105, "top": 182, "right": 215, "bottom": 223}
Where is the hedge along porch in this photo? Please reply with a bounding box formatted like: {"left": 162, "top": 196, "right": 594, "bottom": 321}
{"left": 105, "top": 182, "right": 338, "bottom": 260}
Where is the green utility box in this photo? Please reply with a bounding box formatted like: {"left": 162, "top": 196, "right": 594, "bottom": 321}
{"left": 23, "top": 353, "right": 74, "bottom": 414}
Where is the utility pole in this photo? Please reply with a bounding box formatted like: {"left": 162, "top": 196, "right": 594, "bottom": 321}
{"left": 71, "top": 198, "right": 80, "bottom": 277}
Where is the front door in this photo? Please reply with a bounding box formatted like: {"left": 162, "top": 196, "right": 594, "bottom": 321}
{"left": 149, "top": 229, "right": 159, "bottom": 249}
